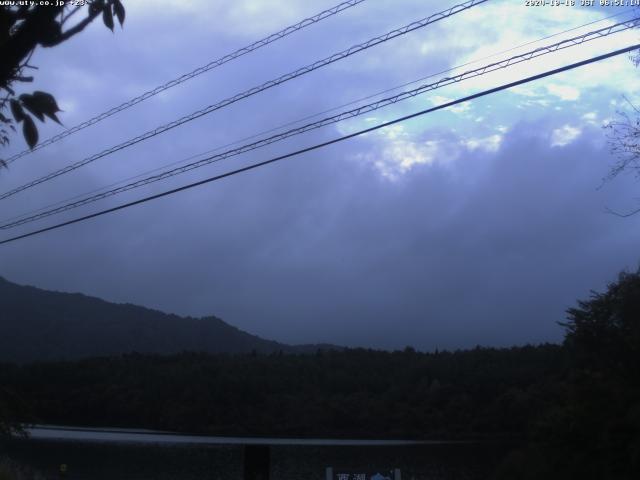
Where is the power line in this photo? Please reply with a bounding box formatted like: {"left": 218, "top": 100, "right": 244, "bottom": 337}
{"left": 4, "top": 4, "right": 630, "bottom": 225}
{"left": 3, "top": 17, "right": 638, "bottom": 230}
{"left": 0, "top": 0, "right": 488, "bottom": 202}
{"left": 3, "top": 0, "right": 368, "bottom": 164}
{"left": 5, "top": 6, "right": 629, "bottom": 227}
{"left": 1, "top": 43, "right": 637, "bottom": 246}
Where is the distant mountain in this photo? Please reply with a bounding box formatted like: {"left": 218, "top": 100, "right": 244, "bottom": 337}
{"left": 0, "top": 276, "right": 336, "bottom": 363}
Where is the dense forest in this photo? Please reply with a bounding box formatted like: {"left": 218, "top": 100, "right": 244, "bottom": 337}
{"left": 0, "top": 269, "right": 639, "bottom": 478}
{"left": 0, "top": 344, "right": 566, "bottom": 439}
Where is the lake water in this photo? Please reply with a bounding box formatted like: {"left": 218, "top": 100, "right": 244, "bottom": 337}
{"left": 0, "top": 426, "right": 510, "bottom": 479}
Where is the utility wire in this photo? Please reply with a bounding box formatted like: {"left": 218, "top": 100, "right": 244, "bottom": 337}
{"left": 3, "top": 5, "right": 631, "bottom": 227}
{"left": 3, "top": 0, "right": 368, "bottom": 164}
{"left": 0, "top": 0, "right": 488, "bottom": 202}
{"left": 4, "top": 6, "right": 630, "bottom": 226}
{"left": 2, "top": 17, "right": 638, "bottom": 230}
{"left": 1, "top": 43, "right": 638, "bottom": 246}
{"left": 1, "top": 4, "right": 632, "bottom": 230}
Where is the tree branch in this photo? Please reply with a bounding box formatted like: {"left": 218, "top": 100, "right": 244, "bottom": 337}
{"left": 53, "top": 8, "right": 102, "bottom": 46}
{"left": 60, "top": 5, "right": 83, "bottom": 26}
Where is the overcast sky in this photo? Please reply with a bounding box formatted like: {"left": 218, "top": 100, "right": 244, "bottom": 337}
{"left": 1, "top": 0, "right": 639, "bottom": 350}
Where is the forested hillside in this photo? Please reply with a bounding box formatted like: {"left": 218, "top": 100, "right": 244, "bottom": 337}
{"left": 0, "top": 345, "right": 566, "bottom": 439}
{"left": 0, "top": 277, "right": 331, "bottom": 362}
{"left": 1, "top": 270, "right": 638, "bottom": 478}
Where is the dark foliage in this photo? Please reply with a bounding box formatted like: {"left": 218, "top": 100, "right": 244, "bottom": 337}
{"left": 0, "top": 270, "right": 638, "bottom": 478}
{"left": 0, "top": 345, "right": 566, "bottom": 440}
{"left": 0, "top": 1, "right": 125, "bottom": 156}
{"left": 495, "top": 269, "right": 640, "bottom": 480}
{"left": 603, "top": 24, "right": 640, "bottom": 217}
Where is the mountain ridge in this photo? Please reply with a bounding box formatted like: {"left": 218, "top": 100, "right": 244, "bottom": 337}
{"left": 0, "top": 276, "right": 338, "bottom": 363}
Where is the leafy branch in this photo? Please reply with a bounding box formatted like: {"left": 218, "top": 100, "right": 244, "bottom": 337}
{"left": 0, "top": 0, "right": 126, "bottom": 165}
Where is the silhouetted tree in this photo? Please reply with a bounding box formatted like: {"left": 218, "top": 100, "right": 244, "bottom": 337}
{"left": 563, "top": 268, "right": 640, "bottom": 377}
{"left": 0, "top": 385, "right": 26, "bottom": 438}
{"left": 496, "top": 268, "right": 640, "bottom": 480}
{"left": 604, "top": 100, "right": 640, "bottom": 216}
{"left": 0, "top": 0, "right": 125, "bottom": 159}
{"left": 604, "top": 23, "right": 640, "bottom": 216}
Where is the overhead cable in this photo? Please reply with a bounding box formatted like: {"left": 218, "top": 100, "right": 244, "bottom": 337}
{"left": 7, "top": 5, "right": 628, "bottom": 226}
{"left": 0, "top": 0, "right": 488, "bottom": 201}
{"left": 3, "top": 0, "right": 368, "bottom": 164}
{"left": 1, "top": 43, "right": 637, "bottom": 246}
{"left": 3, "top": 17, "right": 638, "bottom": 230}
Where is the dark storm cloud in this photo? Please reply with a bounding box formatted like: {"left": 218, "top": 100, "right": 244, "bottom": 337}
{"left": 0, "top": 0, "right": 638, "bottom": 350}
{"left": 2, "top": 117, "right": 638, "bottom": 350}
